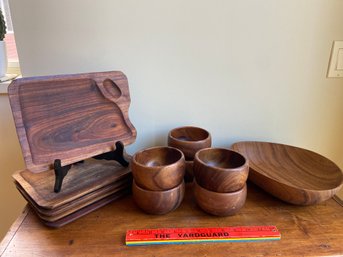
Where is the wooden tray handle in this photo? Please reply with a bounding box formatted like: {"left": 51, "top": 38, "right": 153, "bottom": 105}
{"left": 97, "top": 78, "right": 123, "bottom": 103}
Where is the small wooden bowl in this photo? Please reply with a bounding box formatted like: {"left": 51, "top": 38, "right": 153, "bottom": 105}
{"left": 132, "top": 180, "right": 185, "bottom": 215}
{"left": 193, "top": 148, "right": 249, "bottom": 193}
{"left": 131, "top": 146, "right": 185, "bottom": 191}
{"left": 168, "top": 126, "right": 211, "bottom": 160}
{"left": 193, "top": 180, "right": 247, "bottom": 216}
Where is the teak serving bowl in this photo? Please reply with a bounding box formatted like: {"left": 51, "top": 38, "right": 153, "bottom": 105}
{"left": 232, "top": 141, "right": 343, "bottom": 205}
{"left": 132, "top": 180, "right": 185, "bottom": 215}
{"left": 193, "top": 180, "right": 247, "bottom": 216}
{"left": 131, "top": 146, "right": 185, "bottom": 191}
{"left": 193, "top": 148, "right": 249, "bottom": 193}
{"left": 168, "top": 126, "right": 211, "bottom": 160}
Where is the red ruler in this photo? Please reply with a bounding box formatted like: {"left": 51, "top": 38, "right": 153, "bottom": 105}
{"left": 126, "top": 225, "right": 281, "bottom": 246}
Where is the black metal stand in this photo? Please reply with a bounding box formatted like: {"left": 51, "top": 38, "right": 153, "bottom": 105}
{"left": 53, "top": 141, "right": 128, "bottom": 193}
{"left": 93, "top": 141, "right": 129, "bottom": 167}
{"left": 53, "top": 159, "right": 71, "bottom": 193}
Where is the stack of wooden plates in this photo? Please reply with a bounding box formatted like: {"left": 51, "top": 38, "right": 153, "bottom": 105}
{"left": 8, "top": 71, "right": 137, "bottom": 227}
{"left": 13, "top": 159, "right": 132, "bottom": 227}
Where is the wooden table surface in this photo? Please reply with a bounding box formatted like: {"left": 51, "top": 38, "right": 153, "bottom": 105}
{"left": 1, "top": 183, "right": 342, "bottom": 257}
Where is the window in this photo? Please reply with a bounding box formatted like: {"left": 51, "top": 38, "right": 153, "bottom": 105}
{"left": 1, "top": 0, "right": 20, "bottom": 74}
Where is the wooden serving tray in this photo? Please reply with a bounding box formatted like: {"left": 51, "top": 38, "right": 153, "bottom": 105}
{"left": 42, "top": 189, "right": 131, "bottom": 228}
{"left": 13, "top": 158, "right": 132, "bottom": 209}
{"left": 8, "top": 71, "right": 136, "bottom": 172}
{"left": 232, "top": 141, "right": 343, "bottom": 205}
{"left": 16, "top": 182, "right": 130, "bottom": 222}
{"left": 15, "top": 176, "right": 131, "bottom": 218}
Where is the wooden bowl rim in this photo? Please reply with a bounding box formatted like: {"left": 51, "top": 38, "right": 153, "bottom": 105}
{"left": 133, "top": 179, "right": 185, "bottom": 193}
{"left": 231, "top": 141, "right": 343, "bottom": 192}
{"left": 194, "top": 179, "right": 247, "bottom": 196}
{"left": 132, "top": 146, "right": 185, "bottom": 169}
{"left": 168, "top": 126, "right": 211, "bottom": 143}
{"left": 194, "top": 147, "right": 248, "bottom": 172}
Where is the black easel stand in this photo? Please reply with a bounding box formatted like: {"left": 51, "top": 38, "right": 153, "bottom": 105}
{"left": 93, "top": 141, "right": 129, "bottom": 167}
{"left": 53, "top": 141, "right": 128, "bottom": 193}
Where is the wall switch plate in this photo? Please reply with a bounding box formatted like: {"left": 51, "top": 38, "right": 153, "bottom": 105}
{"left": 327, "top": 41, "right": 343, "bottom": 78}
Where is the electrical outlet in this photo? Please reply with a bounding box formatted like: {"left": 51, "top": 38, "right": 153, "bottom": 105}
{"left": 327, "top": 41, "right": 343, "bottom": 78}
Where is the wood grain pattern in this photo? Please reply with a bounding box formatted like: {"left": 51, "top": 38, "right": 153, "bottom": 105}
{"left": 132, "top": 180, "right": 185, "bottom": 215}
{"left": 17, "top": 185, "right": 130, "bottom": 223}
{"left": 131, "top": 146, "right": 185, "bottom": 191}
{"left": 231, "top": 141, "right": 343, "bottom": 205}
{"left": 13, "top": 158, "right": 132, "bottom": 209}
{"left": 168, "top": 126, "right": 211, "bottom": 160}
{"left": 1, "top": 183, "right": 343, "bottom": 257}
{"left": 193, "top": 181, "right": 247, "bottom": 216}
{"left": 15, "top": 177, "right": 131, "bottom": 220}
{"left": 42, "top": 189, "right": 130, "bottom": 228}
{"left": 193, "top": 148, "right": 249, "bottom": 193}
{"left": 8, "top": 71, "right": 136, "bottom": 172}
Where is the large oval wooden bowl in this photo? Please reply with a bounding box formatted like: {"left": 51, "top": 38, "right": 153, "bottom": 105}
{"left": 131, "top": 146, "right": 185, "bottom": 191}
{"left": 193, "top": 180, "right": 247, "bottom": 216}
{"left": 193, "top": 148, "right": 249, "bottom": 192}
{"left": 231, "top": 141, "right": 343, "bottom": 205}
{"left": 168, "top": 126, "right": 211, "bottom": 160}
{"left": 132, "top": 180, "right": 185, "bottom": 215}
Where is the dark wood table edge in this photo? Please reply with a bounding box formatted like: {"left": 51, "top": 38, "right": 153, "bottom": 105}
{"left": 0, "top": 206, "right": 29, "bottom": 256}
{"left": 1, "top": 190, "right": 342, "bottom": 256}
{"left": 333, "top": 195, "right": 343, "bottom": 207}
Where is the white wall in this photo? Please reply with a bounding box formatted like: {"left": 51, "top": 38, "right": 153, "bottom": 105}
{"left": 1, "top": 0, "right": 342, "bottom": 238}
{"left": 0, "top": 95, "right": 26, "bottom": 240}
{"left": 9, "top": 0, "right": 343, "bottom": 160}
